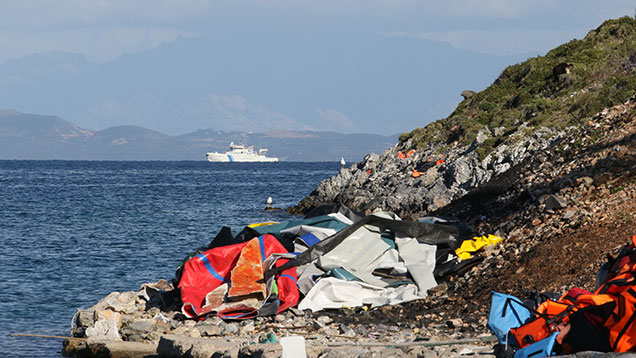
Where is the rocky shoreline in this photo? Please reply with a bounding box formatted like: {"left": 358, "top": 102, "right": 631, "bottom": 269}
{"left": 290, "top": 117, "right": 564, "bottom": 220}
{"left": 62, "top": 95, "right": 636, "bottom": 357}
{"left": 63, "top": 280, "right": 498, "bottom": 358}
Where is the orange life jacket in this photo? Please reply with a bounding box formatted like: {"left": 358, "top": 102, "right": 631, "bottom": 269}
{"left": 604, "top": 287, "right": 636, "bottom": 352}
{"left": 597, "top": 236, "right": 636, "bottom": 296}
{"left": 504, "top": 236, "right": 636, "bottom": 352}
{"left": 511, "top": 300, "right": 576, "bottom": 348}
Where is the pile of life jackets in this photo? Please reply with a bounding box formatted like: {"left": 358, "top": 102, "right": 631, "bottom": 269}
{"left": 488, "top": 235, "right": 636, "bottom": 357}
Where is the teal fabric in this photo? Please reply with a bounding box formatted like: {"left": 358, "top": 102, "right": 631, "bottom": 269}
{"left": 251, "top": 215, "right": 349, "bottom": 235}
{"left": 381, "top": 231, "right": 396, "bottom": 249}
{"left": 326, "top": 267, "right": 361, "bottom": 282}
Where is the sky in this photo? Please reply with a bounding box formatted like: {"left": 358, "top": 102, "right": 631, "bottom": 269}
{"left": 0, "top": 1, "right": 635, "bottom": 135}
{"left": 0, "top": 0, "right": 634, "bottom": 63}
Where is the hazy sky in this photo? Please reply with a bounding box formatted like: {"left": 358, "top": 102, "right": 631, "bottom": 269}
{"left": 1, "top": 1, "right": 635, "bottom": 136}
{"left": 0, "top": 0, "right": 634, "bottom": 63}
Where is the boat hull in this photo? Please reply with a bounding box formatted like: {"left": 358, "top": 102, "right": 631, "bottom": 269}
{"left": 206, "top": 152, "right": 278, "bottom": 162}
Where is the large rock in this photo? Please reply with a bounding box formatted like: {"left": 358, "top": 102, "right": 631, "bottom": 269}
{"left": 121, "top": 319, "right": 168, "bottom": 342}
{"left": 461, "top": 90, "right": 476, "bottom": 99}
{"left": 63, "top": 339, "right": 156, "bottom": 358}
{"left": 93, "top": 291, "right": 140, "bottom": 314}
{"left": 446, "top": 157, "right": 473, "bottom": 187}
{"left": 85, "top": 318, "right": 122, "bottom": 342}
{"left": 75, "top": 310, "right": 95, "bottom": 331}
{"left": 157, "top": 335, "right": 244, "bottom": 358}
{"left": 475, "top": 128, "right": 491, "bottom": 144}
{"left": 545, "top": 194, "right": 568, "bottom": 210}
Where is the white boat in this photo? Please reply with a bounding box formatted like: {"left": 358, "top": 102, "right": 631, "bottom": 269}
{"left": 206, "top": 142, "right": 279, "bottom": 162}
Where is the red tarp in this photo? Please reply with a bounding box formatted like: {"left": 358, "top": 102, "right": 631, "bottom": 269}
{"left": 179, "top": 234, "right": 298, "bottom": 319}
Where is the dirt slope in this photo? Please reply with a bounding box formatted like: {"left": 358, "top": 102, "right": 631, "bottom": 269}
{"left": 326, "top": 95, "right": 636, "bottom": 332}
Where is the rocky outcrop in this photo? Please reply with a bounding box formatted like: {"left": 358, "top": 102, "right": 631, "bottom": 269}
{"left": 460, "top": 90, "right": 476, "bottom": 100}
{"left": 65, "top": 279, "right": 498, "bottom": 357}
{"left": 292, "top": 124, "right": 564, "bottom": 220}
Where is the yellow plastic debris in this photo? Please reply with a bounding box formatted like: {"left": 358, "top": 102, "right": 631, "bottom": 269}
{"left": 247, "top": 222, "right": 279, "bottom": 228}
{"left": 455, "top": 234, "right": 503, "bottom": 260}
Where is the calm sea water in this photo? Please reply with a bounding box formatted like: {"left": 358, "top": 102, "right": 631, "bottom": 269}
{"left": 0, "top": 160, "right": 339, "bottom": 357}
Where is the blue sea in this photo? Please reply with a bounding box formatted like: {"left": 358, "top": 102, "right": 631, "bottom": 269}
{"left": 0, "top": 160, "right": 339, "bottom": 357}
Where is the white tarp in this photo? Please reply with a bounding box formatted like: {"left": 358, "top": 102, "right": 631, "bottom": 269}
{"left": 317, "top": 224, "right": 391, "bottom": 272}
{"left": 298, "top": 277, "right": 424, "bottom": 312}
{"left": 292, "top": 212, "right": 444, "bottom": 312}
{"left": 395, "top": 235, "right": 437, "bottom": 292}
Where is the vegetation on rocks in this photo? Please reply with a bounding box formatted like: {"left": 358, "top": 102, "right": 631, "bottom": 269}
{"left": 400, "top": 17, "right": 636, "bottom": 158}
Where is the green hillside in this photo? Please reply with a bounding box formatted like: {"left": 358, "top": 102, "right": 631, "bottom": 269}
{"left": 400, "top": 17, "right": 636, "bottom": 158}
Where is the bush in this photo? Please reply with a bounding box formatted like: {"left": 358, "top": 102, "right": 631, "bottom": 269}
{"left": 479, "top": 101, "right": 495, "bottom": 112}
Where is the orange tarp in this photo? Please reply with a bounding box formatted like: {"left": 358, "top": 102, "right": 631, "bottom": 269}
{"left": 228, "top": 238, "right": 266, "bottom": 299}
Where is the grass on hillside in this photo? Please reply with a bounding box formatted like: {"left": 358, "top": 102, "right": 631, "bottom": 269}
{"left": 400, "top": 17, "right": 636, "bottom": 159}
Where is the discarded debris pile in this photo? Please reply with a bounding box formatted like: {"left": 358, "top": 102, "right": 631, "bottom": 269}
{"left": 66, "top": 206, "right": 507, "bottom": 357}
{"left": 487, "top": 236, "right": 636, "bottom": 356}
{"left": 176, "top": 205, "right": 504, "bottom": 319}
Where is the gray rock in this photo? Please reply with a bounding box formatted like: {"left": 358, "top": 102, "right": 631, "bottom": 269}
{"left": 475, "top": 128, "right": 491, "bottom": 144}
{"left": 195, "top": 323, "right": 223, "bottom": 337}
{"left": 494, "top": 144, "right": 509, "bottom": 164}
{"left": 98, "top": 291, "right": 139, "bottom": 314}
{"left": 75, "top": 309, "right": 95, "bottom": 329}
{"left": 340, "top": 324, "right": 356, "bottom": 338}
{"left": 364, "top": 152, "right": 380, "bottom": 162}
{"left": 153, "top": 312, "right": 174, "bottom": 329}
{"left": 240, "top": 343, "right": 283, "bottom": 358}
{"left": 222, "top": 322, "right": 239, "bottom": 335}
{"left": 85, "top": 318, "right": 122, "bottom": 342}
{"left": 563, "top": 209, "right": 577, "bottom": 220}
{"left": 126, "top": 319, "right": 156, "bottom": 333}
{"left": 240, "top": 322, "right": 257, "bottom": 334}
{"left": 157, "top": 334, "right": 242, "bottom": 358}
{"left": 461, "top": 90, "right": 476, "bottom": 99}
{"left": 545, "top": 194, "right": 567, "bottom": 210}
{"left": 317, "top": 347, "right": 371, "bottom": 358}
{"left": 312, "top": 320, "right": 326, "bottom": 330}
{"left": 121, "top": 318, "right": 167, "bottom": 342}
{"left": 288, "top": 307, "right": 305, "bottom": 316}
{"left": 63, "top": 339, "right": 157, "bottom": 358}
{"left": 577, "top": 176, "right": 594, "bottom": 186}
{"left": 446, "top": 157, "right": 473, "bottom": 186}
{"left": 291, "top": 122, "right": 562, "bottom": 220}
{"left": 458, "top": 347, "right": 475, "bottom": 355}
{"left": 338, "top": 168, "right": 353, "bottom": 183}
{"left": 510, "top": 145, "right": 527, "bottom": 163}
{"left": 427, "top": 282, "right": 448, "bottom": 296}
{"left": 202, "top": 316, "right": 223, "bottom": 326}
{"left": 446, "top": 318, "right": 463, "bottom": 329}
{"left": 316, "top": 316, "right": 334, "bottom": 325}
{"left": 494, "top": 163, "right": 511, "bottom": 176}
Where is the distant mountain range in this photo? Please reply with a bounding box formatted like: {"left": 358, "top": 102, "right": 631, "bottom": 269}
{"left": 0, "top": 33, "right": 529, "bottom": 136}
{"left": 0, "top": 110, "right": 397, "bottom": 161}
